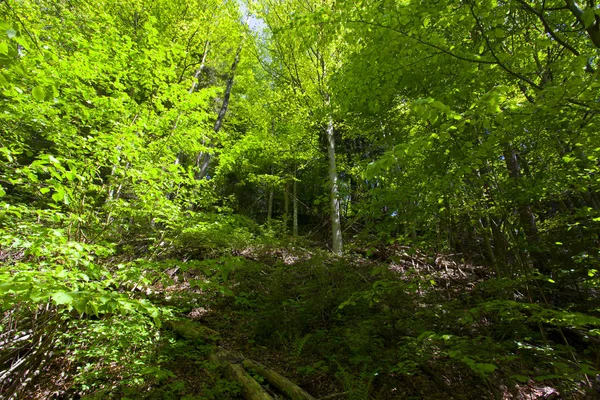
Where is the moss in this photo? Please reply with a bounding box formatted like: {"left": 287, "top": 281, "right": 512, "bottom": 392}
{"left": 166, "top": 319, "right": 221, "bottom": 346}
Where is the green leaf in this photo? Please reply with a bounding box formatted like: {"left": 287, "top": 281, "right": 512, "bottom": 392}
{"left": 511, "top": 374, "right": 529, "bottom": 383}
{"left": 582, "top": 8, "right": 596, "bottom": 28}
{"left": 52, "top": 291, "right": 74, "bottom": 305}
{"left": 32, "top": 86, "right": 45, "bottom": 101}
{"left": 472, "top": 362, "right": 497, "bottom": 374}
{"left": 52, "top": 189, "right": 64, "bottom": 202}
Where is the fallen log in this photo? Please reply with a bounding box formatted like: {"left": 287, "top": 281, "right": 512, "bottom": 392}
{"left": 165, "top": 319, "right": 221, "bottom": 345}
{"left": 242, "top": 359, "right": 315, "bottom": 400}
{"left": 207, "top": 347, "right": 273, "bottom": 399}
{"left": 167, "top": 318, "right": 316, "bottom": 400}
{"left": 225, "top": 363, "right": 273, "bottom": 400}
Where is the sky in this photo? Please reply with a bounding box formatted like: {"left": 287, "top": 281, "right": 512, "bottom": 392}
{"left": 239, "top": 1, "right": 267, "bottom": 33}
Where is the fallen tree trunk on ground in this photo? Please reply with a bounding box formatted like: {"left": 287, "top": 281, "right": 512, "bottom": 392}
{"left": 167, "top": 318, "right": 315, "bottom": 400}
{"left": 207, "top": 347, "right": 272, "bottom": 400}
{"left": 242, "top": 359, "right": 315, "bottom": 400}
{"left": 225, "top": 362, "right": 273, "bottom": 400}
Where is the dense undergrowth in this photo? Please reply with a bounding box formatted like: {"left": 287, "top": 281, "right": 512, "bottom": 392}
{"left": 4, "top": 229, "right": 599, "bottom": 399}
{"left": 2, "top": 0, "right": 600, "bottom": 398}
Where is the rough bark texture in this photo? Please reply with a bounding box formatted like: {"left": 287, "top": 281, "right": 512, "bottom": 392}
{"left": 189, "top": 40, "right": 210, "bottom": 94}
{"left": 293, "top": 167, "right": 298, "bottom": 237}
{"left": 267, "top": 186, "right": 273, "bottom": 225}
{"left": 225, "top": 363, "right": 273, "bottom": 400}
{"left": 242, "top": 359, "right": 315, "bottom": 400}
{"left": 564, "top": 0, "right": 600, "bottom": 48}
{"left": 165, "top": 320, "right": 221, "bottom": 344}
{"left": 326, "top": 116, "right": 342, "bottom": 254}
{"left": 284, "top": 181, "right": 289, "bottom": 234}
{"left": 197, "top": 42, "right": 243, "bottom": 179}
{"left": 503, "top": 147, "right": 548, "bottom": 274}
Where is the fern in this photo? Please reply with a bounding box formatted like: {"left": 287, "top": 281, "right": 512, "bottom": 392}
{"left": 292, "top": 333, "right": 312, "bottom": 357}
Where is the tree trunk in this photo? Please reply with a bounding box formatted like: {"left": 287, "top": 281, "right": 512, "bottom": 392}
{"left": 189, "top": 40, "right": 210, "bottom": 94}
{"left": 242, "top": 359, "right": 315, "bottom": 400}
{"left": 327, "top": 116, "right": 342, "bottom": 254}
{"left": 490, "top": 216, "right": 509, "bottom": 274}
{"left": 293, "top": 166, "right": 298, "bottom": 237}
{"left": 283, "top": 181, "right": 289, "bottom": 234}
{"left": 267, "top": 185, "right": 273, "bottom": 225}
{"left": 503, "top": 147, "right": 539, "bottom": 242}
{"left": 503, "top": 146, "right": 548, "bottom": 274}
{"left": 197, "top": 42, "right": 243, "bottom": 179}
{"left": 225, "top": 363, "right": 273, "bottom": 400}
{"left": 479, "top": 216, "right": 497, "bottom": 275}
{"left": 167, "top": 320, "right": 316, "bottom": 400}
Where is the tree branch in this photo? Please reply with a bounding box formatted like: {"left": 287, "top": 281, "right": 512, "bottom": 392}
{"left": 344, "top": 19, "right": 498, "bottom": 65}
{"left": 468, "top": 2, "right": 543, "bottom": 90}
{"left": 564, "top": 0, "right": 600, "bottom": 47}
{"left": 517, "top": 0, "right": 582, "bottom": 58}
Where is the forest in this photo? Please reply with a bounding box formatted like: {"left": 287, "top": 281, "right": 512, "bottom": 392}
{"left": 1, "top": 0, "right": 600, "bottom": 398}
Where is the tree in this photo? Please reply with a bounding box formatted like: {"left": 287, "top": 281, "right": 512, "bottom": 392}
{"left": 250, "top": 0, "right": 345, "bottom": 253}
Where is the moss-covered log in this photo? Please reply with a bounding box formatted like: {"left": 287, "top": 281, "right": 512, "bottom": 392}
{"left": 167, "top": 318, "right": 316, "bottom": 400}
{"left": 242, "top": 359, "right": 315, "bottom": 400}
{"left": 225, "top": 363, "right": 273, "bottom": 400}
{"left": 166, "top": 319, "right": 221, "bottom": 345}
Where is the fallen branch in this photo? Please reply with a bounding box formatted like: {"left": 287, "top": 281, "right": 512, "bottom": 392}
{"left": 224, "top": 362, "right": 273, "bottom": 400}
{"left": 168, "top": 318, "right": 315, "bottom": 400}
{"left": 242, "top": 359, "right": 315, "bottom": 400}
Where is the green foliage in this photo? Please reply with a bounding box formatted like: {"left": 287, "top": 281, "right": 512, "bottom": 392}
{"left": 2, "top": 0, "right": 600, "bottom": 397}
{"left": 175, "top": 214, "right": 259, "bottom": 254}
{"left": 66, "top": 314, "right": 166, "bottom": 395}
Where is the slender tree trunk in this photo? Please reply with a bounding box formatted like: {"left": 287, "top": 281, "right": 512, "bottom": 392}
{"left": 503, "top": 146, "right": 548, "bottom": 274}
{"left": 490, "top": 216, "right": 509, "bottom": 274}
{"left": 479, "top": 216, "right": 497, "bottom": 275}
{"left": 327, "top": 116, "right": 342, "bottom": 254}
{"left": 268, "top": 122, "right": 275, "bottom": 226}
{"left": 170, "top": 41, "right": 210, "bottom": 206}
{"left": 267, "top": 185, "right": 273, "bottom": 225}
{"left": 197, "top": 43, "right": 243, "bottom": 179}
{"left": 293, "top": 166, "right": 298, "bottom": 237}
{"left": 283, "top": 181, "right": 289, "bottom": 234}
{"left": 503, "top": 147, "right": 539, "bottom": 242}
{"left": 189, "top": 40, "right": 210, "bottom": 94}
{"left": 444, "top": 195, "right": 453, "bottom": 251}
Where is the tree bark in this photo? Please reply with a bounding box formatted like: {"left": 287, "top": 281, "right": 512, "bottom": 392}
{"left": 167, "top": 320, "right": 317, "bottom": 400}
{"left": 327, "top": 116, "right": 342, "bottom": 254}
{"left": 283, "top": 181, "right": 289, "bottom": 234}
{"left": 189, "top": 40, "right": 210, "bottom": 94}
{"left": 479, "top": 216, "right": 497, "bottom": 275}
{"left": 503, "top": 146, "right": 547, "bottom": 273}
{"left": 225, "top": 363, "right": 273, "bottom": 400}
{"left": 293, "top": 166, "right": 298, "bottom": 237}
{"left": 197, "top": 42, "right": 243, "bottom": 179}
{"left": 564, "top": 0, "right": 600, "bottom": 48}
{"left": 267, "top": 185, "right": 273, "bottom": 225}
{"left": 242, "top": 359, "right": 315, "bottom": 400}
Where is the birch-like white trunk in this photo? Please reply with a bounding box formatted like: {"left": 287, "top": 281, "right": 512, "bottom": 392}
{"left": 293, "top": 166, "right": 298, "bottom": 237}
{"left": 327, "top": 116, "right": 342, "bottom": 254}
{"left": 198, "top": 42, "right": 243, "bottom": 178}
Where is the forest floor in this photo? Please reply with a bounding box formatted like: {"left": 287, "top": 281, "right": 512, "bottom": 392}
{"left": 22, "top": 243, "right": 593, "bottom": 400}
